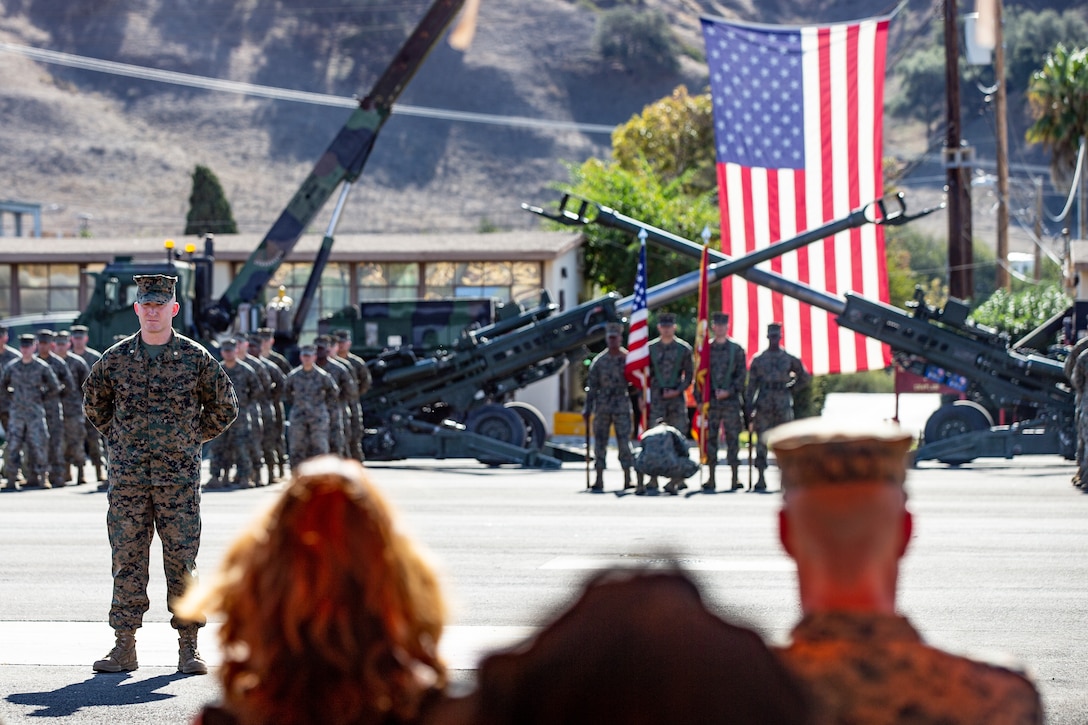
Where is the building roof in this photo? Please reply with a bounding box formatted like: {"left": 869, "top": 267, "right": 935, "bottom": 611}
{"left": 0, "top": 230, "right": 584, "bottom": 264}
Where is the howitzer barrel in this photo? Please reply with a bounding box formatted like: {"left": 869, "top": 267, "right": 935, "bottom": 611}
{"left": 528, "top": 193, "right": 928, "bottom": 318}
{"left": 613, "top": 208, "right": 868, "bottom": 316}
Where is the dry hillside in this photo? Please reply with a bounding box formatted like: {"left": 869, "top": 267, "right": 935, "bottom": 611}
{"left": 0, "top": 0, "right": 1056, "bottom": 240}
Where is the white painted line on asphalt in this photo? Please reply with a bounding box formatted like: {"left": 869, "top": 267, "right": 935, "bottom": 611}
{"left": 0, "top": 622, "right": 533, "bottom": 671}
{"left": 539, "top": 556, "right": 794, "bottom": 571}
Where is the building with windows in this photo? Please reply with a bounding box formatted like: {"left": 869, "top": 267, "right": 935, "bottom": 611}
{"left": 0, "top": 229, "right": 588, "bottom": 430}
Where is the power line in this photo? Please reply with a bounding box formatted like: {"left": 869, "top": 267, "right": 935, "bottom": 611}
{"left": 0, "top": 41, "right": 618, "bottom": 136}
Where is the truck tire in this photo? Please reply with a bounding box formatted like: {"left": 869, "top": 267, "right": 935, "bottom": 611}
{"left": 505, "top": 402, "right": 548, "bottom": 451}
{"left": 922, "top": 401, "right": 994, "bottom": 465}
{"left": 467, "top": 404, "right": 527, "bottom": 466}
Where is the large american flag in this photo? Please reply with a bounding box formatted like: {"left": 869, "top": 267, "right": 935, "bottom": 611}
{"left": 701, "top": 14, "right": 892, "bottom": 374}
{"left": 625, "top": 230, "right": 650, "bottom": 406}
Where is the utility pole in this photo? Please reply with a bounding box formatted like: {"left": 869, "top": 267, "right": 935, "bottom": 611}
{"left": 945, "top": 0, "right": 974, "bottom": 300}
{"left": 1034, "top": 176, "right": 1043, "bottom": 281}
{"left": 992, "top": 0, "right": 1010, "bottom": 290}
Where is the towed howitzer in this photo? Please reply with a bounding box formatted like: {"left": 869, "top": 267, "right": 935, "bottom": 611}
{"left": 359, "top": 203, "right": 889, "bottom": 468}
{"left": 540, "top": 194, "right": 1075, "bottom": 465}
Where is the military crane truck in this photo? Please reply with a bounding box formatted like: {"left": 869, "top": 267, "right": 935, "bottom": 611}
{"left": 21, "top": 0, "right": 471, "bottom": 353}
{"left": 358, "top": 195, "right": 910, "bottom": 468}
{"left": 532, "top": 194, "right": 1075, "bottom": 465}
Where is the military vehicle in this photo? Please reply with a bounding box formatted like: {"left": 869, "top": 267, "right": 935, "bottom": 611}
{"left": 9, "top": 0, "right": 473, "bottom": 355}
{"left": 359, "top": 195, "right": 914, "bottom": 467}
{"left": 318, "top": 296, "right": 511, "bottom": 360}
{"left": 534, "top": 194, "right": 1075, "bottom": 465}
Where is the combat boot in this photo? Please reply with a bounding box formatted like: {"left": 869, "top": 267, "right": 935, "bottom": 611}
{"left": 93, "top": 630, "right": 138, "bottom": 672}
{"left": 754, "top": 468, "right": 767, "bottom": 492}
{"left": 647, "top": 476, "right": 659, "bottom": 492}
{"left": 75, "top": 465, "right": 86, "bottom": 485}
{"left": 664, "top": 477, "right": 682, "bottom": 495}
{"left": 622, "top": 468, "right": 633, "bottom": 489}
{"left": 178, "top": 629, "right": 208, "bottom": 675}
{"left": 591, "top": 469, "right": 604, "bottom": 492}
{"left": 702, "top": 464, "right": 716, "bottom": 492}
{"left": 95, "top": 463, "right": 105, "bottom": 482}
{"left": 635, "top": 471, "right": 646, "bottom": 495}
{"left": 731, "top": 465, "right": 743, "bottom": 491}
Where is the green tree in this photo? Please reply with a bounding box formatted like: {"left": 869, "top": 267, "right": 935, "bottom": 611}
{"left": 185, "top": 165, "right": 238, "bottom": 236}
{"left": 1026, "top": 44, "right": 1088, "bottom": 192}
{"left": 1004, "top": 9, "right": 1088, "bottom": 90}
{"left": 611, "top": 86, "right": 715, "bottom": 194}
{"left": 560, "top": 155, "right": 717, "bottom": 324}
{"left": 888, "top": 44, "right": 948, "bottom": 133}
{"left": 969, "top": 282, "right": 1070, "bottom": 340}
{"left": 594, "top": 8, "right": 680, "bottom": 75}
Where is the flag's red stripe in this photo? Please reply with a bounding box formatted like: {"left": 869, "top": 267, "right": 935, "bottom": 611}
{"left": 766, "top": 170, "right": 786, "bottom": 332}
{"left": 717, "top": 163, "right": 735, "bottom": 322}
{"left": 814, "top": 26, "right": 841, "bottom": 373}
{"left": 791, "top": 170, "right": 815, "bottom": 373}
{"left": 740, "top": 167, "right": 761, "bottom": 359}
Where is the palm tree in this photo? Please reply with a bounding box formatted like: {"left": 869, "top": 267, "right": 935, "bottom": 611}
{"left": 1025, "top": 43, "right": 1088, "bottom": 192}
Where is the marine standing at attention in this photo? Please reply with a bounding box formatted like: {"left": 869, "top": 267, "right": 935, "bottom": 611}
{"left": 0, "top": 334, "right": 62, "bottom": 490}
{"left": 282, "top": 341, "right": 339, "bottom": 463}
{"left": 647, "top": 312, "right": 693, "bottom": 432}
{"left": 582, "top": 322, "right": 635, "bottom": 492}
{"left": 84, "top": 274, "right": 237, "bottom": 676}
{"left": 746, "top": 322, "right": 809, "bottom": 491}
{"left": 698, "top": 312, "right": 747, "bottom": 492}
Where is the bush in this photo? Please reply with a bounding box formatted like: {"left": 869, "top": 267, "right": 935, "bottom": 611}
{"left": 594, "top": 8, "right": 680, "bottom": 74}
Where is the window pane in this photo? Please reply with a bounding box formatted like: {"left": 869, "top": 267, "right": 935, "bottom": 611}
{"left": 21, "top": 288, "right": 47, "bottom": 313}
{"left": 19, "top": 264, "right": 49, "bottom": 288}
{"left": 425, "top": 263, "right": 455, "bottom": 287}
{"left": 50, "top": 288, "right": 78, "bottom": 309}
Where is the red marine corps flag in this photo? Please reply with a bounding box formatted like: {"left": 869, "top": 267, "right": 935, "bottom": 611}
{"left": 625, "top": 229, "right": 651, "bottom": 432}
{"left": 691, "top": 230, "right": 712, "bottom": 464}
{"left": 701, "top": 13, "right": 893, "bottom": 374}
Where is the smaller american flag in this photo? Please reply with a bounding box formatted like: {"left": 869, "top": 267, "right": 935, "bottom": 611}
{"left": 625, "top": 230, "right": 650, "bottom": 428}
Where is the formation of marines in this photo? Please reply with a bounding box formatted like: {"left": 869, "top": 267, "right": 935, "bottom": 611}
{"left": 0, "top": 322, "right": 372, "bottom": 493}
{"left": 0, "top": 325, "right": 101, "bottom": 491}
{"left": 205, "top": 328, "right": 371, "bottom": 490}
{"left": 583, "top": 314, "right": 809, "bottom": 495}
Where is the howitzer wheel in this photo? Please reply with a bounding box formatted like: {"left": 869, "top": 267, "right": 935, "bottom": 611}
{"left": 922, "top": 401, "right": 994, "bottom": 465}
{"left": 505, "top": 402, "right": 548, "bottom": 451}
{"left": 467, "top": 404, "right": 527, "bottom": 466}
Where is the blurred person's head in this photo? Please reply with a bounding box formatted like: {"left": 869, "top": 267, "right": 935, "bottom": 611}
{"left": 769, "top": 417, "right": 914, "bottom": 616}
{"left": 467, "top": 568, "right": 810, "bottom": 725}
{"left": 177, "top": 456, "right": 447, "bottom": 725}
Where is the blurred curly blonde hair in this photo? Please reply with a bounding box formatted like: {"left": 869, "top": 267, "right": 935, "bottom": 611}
{"left": 177, "top": 456, "right": 447, "bottom": 725}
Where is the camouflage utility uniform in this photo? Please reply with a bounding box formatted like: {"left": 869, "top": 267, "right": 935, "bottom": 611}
{"left": 634, "top": 421, "right": 699, "bottom": 495}
{"left": 283, "top": 364, "right": 339, "bottom": 463}
{"left": 73, "top": 342, "right": 106, "bottom": 480}
{"left": 335, "top": 341, "right": 371, "bottom": 461}
{"left": 256, "top": 353, "right": 286, "bottom": 480}
{"left": 240, "top": 351, "right": 271, "bottom": 480}
{"left": 0, "top": 342, "right": 19, "bottom": 432}
{"left": 0, "top": 357, "right": 62, "bottom": 488}
{"left": 207, "top": 358, "right": 259, "bottom": 488}
{"left": 747, "top": 343, "right": 809, "bottom": 487}
{"left": 83, "top": 331, "right": 237, "bottom": 634}
{"left": 1069, "top": 348, "right": 1088, "bottom": 487}
{"left": 59, "top": 350, "right": 90, "bottom": 482}
{"left": 776, "top": 612, "right": 1043, "bottom": 724}
{"left": 697, "top": 336, "right": 747, "bottom": 485}
{"left": 315, "top": 350, "right": 355, "bottom": 456}
{"left": 38, "top": 343, "right": 73, "bottom": 485}
{"left": 648, "top": 338, "right": 693, "bottom": 432}
{"left": 583, "top": 348, "right": 634, "bottom": 474}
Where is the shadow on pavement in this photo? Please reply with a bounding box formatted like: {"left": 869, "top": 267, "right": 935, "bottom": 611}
{"left": 6, "top": 672, "right": 186, "bottom": 717}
